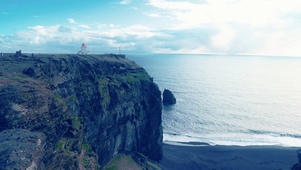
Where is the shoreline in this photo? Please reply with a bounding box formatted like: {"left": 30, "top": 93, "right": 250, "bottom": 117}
{"left": 160, "top": 142, "right": 300, "bottom": 170}
{"left": 163, "top": 140, "right": 301, "bottom": 147}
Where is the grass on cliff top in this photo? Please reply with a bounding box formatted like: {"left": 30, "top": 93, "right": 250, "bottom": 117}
{"left": 116, "top": 72, "right": 151, "bottom": 85}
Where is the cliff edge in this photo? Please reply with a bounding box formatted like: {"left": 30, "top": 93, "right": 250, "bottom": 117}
{"left": 0, "top": 53, "right": 162, "bottom": 169}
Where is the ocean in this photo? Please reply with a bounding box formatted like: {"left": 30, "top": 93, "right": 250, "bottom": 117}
{"left": 127, "top": 54, "right": 301, "bottom": 147}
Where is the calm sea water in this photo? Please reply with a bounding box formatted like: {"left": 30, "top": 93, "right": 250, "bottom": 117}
{"left": 128, "top": 54, "right": 301, "bottom": 146}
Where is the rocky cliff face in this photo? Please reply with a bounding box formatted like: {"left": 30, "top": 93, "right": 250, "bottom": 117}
{"left": 0, "top": 54, "right": 162, "bottom": 169}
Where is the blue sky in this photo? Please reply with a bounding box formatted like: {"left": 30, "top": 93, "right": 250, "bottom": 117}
{"left": 1, "top": 0, "right": 301, "bottom": 56}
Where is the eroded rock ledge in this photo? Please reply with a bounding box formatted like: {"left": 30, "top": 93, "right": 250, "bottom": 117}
{"left": 0, "top": 54, "right": 163, "bottom": 169}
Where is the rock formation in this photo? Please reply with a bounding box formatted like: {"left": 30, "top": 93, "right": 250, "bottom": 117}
{"left": 162, "top": 89, "right": 176, "bottom": 105}
{"left": 292, "top": 149, "right": 301, "bottom": 170}
{"left": 0, "top": 54, "right": 163, "bottom": 169}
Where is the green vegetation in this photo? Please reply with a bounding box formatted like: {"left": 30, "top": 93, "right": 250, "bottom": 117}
{"left": 53, "top": 93, "right": 63, "bottom": 100}
{"left": 11, "top": 77, "right": 27, "bottom": 83}
{"left": 125, "top": 75, "right": 137, "bottom": 83}
{"left": 56, "top": 138, "right": 67, "bottom": 150}
{"left": 132, "top": 72, "right": 150, "bottom": 81}
{"left": 82, "top": 158, "right": 90, "bottom": 168}
{"left": 135, "top": 153, "right": 161, "bottom": 170}
{"left": 55, "top": 137, "right": 100, "bottom": 169}
{"left": 52, "top": 93, "right": 68, "bottom": 111}
{"left": 81, "top": 142, "right": 100, "bottom": 169}
{"left": 70, "top": 116, "right": 83, "bottom": 130}
{"left": 104, "top": 154, "right": 141, "bottom": 170}
{"left": 125, "top": 72, "right": 150, "bottom": 83}
{"left": 113, "top": 72, "right": 150, "bottom": 86}
{"left": 103, "top": 153, "right": 161, "bottom": 170}
{"left": 82, "top": 143, "right": 93, "bottom": 153}
{"left": 98, "top": 79, "right": 110, "bottom": 105}
{"left": 148, "top": 161, "right": 161, "bottom": 170}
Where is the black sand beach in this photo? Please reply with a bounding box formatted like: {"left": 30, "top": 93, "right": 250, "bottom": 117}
{"left": 160, "top": 142, "right": 300, "bottom": 170}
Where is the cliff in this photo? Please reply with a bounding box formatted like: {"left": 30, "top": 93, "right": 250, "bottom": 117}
{"left": 0, "top": 53, "right": 163, "bottom": 169}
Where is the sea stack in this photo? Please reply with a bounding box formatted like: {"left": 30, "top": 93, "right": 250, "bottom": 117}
{"left": 163, "top": 89, "right": 176, "bottom": 104}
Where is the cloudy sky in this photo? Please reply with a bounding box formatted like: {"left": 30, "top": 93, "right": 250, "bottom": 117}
{"left": 1, "top": 0, "right": 301, "bottom": 56}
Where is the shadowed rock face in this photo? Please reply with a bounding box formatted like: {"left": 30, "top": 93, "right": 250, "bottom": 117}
{"left": 0, "top": 54, "right": 162, "bottom": 169}
{"left": 292, "top": 149, "right": 301, "bottom": 170}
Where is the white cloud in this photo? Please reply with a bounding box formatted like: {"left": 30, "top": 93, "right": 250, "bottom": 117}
{"left": 68, "top": 18, "right": 77, "bottom": 24}
{"left": 211, "top": 24, "right": 235, "bottom": 51}
{"left": 147, "top": 0, "right": 301, "bottom": 30}
{"left": 252, "top": 28, "right": 301, "bottom": 56}
{"left": 78, "top": 24, "right": 90, "bottom": 29}
{"left": 3, "top": 0, "right": 301, "bottom": 56}
{"left": 144, "top": 12, "right": 161, "bottom": 18}
{"left": 68, "top": 18, "right": 92, "bottom": 30}
{"left": 145, "top": 0, "right": 301, "bottom": 56}
{"left": 22, "top": 25, "right": 72, "bottom": 44}
{"left": 1, "top": 23, "right": 170, "bottom": 54}
{"left": 98, "top": 24, "right": 169, "bottom": 39}
{"left": 148, "top": 0, "right": 301, "bottom": 28}
{"left": 148, "top": 0, "right": 199, "bottom": 10}
{"left": 119, "top": 0, "right": 131, "bottom": 5}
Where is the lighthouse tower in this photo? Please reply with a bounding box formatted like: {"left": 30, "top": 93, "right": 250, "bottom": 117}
{"left": 78, "top": 43, "right": 88, "bottom": 55}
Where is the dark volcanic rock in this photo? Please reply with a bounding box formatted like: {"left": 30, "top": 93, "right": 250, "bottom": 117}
{"left": 292, "top": 149, "right": 301, "bottom": 170}
{"left": 22, "top": 67, "right": 36, "bottom": 77}
{"left": 0, "top": 129, "right": 46, "bottom": 170}
{"left": 0, "top": 54, "right": 163, "bottom": 169}
{"left": 163, "top": 89, "right": 176, "bottom": 104}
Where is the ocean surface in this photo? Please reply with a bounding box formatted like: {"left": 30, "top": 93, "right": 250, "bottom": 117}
{"left": 127, "top": 54, "right": 301, "bottom": 147}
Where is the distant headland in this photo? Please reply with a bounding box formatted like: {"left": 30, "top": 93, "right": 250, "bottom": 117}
{"left": 1, "top": 43, "right": 126, "bottom": 58}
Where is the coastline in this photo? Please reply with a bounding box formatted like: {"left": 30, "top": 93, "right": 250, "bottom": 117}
{"left": 160, "top": 142, "right": 300, "bottom": 170}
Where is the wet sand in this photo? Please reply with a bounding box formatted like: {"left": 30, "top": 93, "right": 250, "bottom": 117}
{"left": 159, "top": 142, "right": 300, "bottom": 170}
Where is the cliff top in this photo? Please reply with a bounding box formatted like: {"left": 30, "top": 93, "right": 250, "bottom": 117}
{"left": 0, "top": 53, "right": 139, "bottom": 72}
{"left": 0, "top": 53, "right": 146, "bottom": 89}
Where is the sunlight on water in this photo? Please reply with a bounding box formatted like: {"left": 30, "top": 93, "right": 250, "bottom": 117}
{"left": 128, "top": 55, "right": 301, "bottom": 146}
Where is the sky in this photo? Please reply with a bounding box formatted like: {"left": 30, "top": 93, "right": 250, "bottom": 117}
{"left": 1, "top": 0, "right": 301, "bottom": 56}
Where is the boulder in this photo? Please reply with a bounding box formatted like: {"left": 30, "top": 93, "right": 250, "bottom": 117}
{"left": 22, "top": 67, "right": 36, "bottom": 77}
{"left": 163, "top": 89, "right": 176, "bottom": 104}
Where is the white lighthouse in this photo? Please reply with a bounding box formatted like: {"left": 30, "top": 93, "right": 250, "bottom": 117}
{"left": 78, "top": 43, "right": 88, "bottom": 55}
